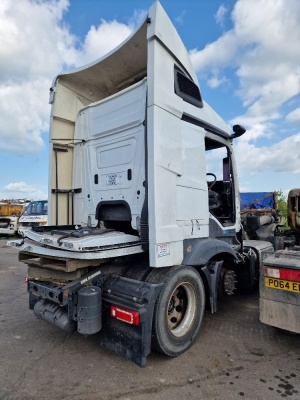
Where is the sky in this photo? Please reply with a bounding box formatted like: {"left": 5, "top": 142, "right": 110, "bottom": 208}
{"left": 0, "top": 0, "right": 299, "bottom": 201}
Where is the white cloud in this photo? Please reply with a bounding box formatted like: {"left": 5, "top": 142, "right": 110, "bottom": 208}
{"left": 235, "top": 132, "right": 300, "bottom": 176}
{"left": 190, "top": 31, "right": 239, "bottom": 71}
{"left": 0, "top": 0, "right": 78, "bottom": 82}
{"left": 78, "top": 9, "right": 146, "bottom": 66}
{"left": 175, "top": 10, "right": 186, "bottom": 25}
{"left": 4, "top": 181, "right": 48, "bottom": 200}
{"left": 286, "top": 107, "right": 300, "bottom": 122}
{"left": 128, "top": 9, "right": 147, "bottom": 30}
{"left": 236, "top": 121, "right": 273, "bottom": 143}
{"left": 0, "top": 0, "right": 138, "bottom": 156}
{"left": 190, "top": 0, "right": 300, "bottom": 186}
{"left": 0, "top": 0, "right": 78, "bottom": 155}
{"left": 190, "top": 0, "right": 300, "bottom": 121}
{"left": 79, "top": 20, "right": 133, "bottom": 66}
{"left": 0, "top": 79, "right": 49, "bottom": 153}
{"left": 215, "top": 5, "right": 228, "bottom": 26}
{"left": 207, "top": 75, "right": 228, "bottom": 88}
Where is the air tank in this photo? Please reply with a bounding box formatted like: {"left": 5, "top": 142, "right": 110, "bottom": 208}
{"left": 77, "top": 286, "right": 102, "bottom": 335}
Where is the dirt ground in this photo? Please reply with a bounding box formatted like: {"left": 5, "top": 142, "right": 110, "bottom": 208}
{"left": 0, "top": 239, "right": 299, "bottom": 400}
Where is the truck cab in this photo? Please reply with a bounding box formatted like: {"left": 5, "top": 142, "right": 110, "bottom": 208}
{"left": 49, "top": 1, "right": 243, "bottom": 269}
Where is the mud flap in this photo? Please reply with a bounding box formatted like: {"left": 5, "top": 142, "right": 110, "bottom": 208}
{"left": 100, "top": 276, "right": 163, "bottom": 367}
{"left": 201, "top": 261, "right": 223, "bottom": 313}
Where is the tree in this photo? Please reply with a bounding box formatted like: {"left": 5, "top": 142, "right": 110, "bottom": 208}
{"left": 277, "top": 189, "right": 289, "bottom": 229}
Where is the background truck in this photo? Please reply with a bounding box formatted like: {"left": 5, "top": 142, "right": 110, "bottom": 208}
{"left": 8, "top": 1, "right": 291, "bottom": 367}
{"left": 258, "top": 189, "right": 300, "bottom": 333}
{"left": 18, "top": 200, "right": 48, "bottom": 236}
{"left": 240, "top": 191, "right": 282, "bottom": 249}
{"left": 0, "top": 200, "right": 29, "bottom": 236}
{"left": 240, "top": 190, "right": 300, "bottom": 333}
{"left": 286, "top": 188, "right": 300, "bottom": 246}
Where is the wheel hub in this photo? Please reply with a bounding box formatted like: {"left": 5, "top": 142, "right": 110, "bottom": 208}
{"left": 223, "top": 269, "right": 236, "bottom": 295}
{"left": 167, "top": 287, "right": 186, "bottom": 330}
{"left": 166, "top": 283, "right": 197, "bottom": 337}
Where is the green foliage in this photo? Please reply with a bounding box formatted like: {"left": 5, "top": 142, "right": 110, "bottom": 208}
{"left": 277, "top": 189, "right": 289, "bottom": 229}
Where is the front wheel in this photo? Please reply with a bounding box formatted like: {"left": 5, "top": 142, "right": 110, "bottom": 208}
{"left": 149, "top": 266, "right": 205, "bottom": 357}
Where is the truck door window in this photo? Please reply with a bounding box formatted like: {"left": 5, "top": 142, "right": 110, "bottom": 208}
{"left": 205, "top": 139, "right": 235, "bottom": 226}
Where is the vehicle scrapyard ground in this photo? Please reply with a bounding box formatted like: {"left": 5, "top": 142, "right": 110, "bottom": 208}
{"left": 0, "top": 239, "right": 299, "bottom": 400}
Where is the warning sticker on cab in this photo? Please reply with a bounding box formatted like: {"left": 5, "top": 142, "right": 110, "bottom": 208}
{"left": 157, "top": 243, "right": 170, "bottom": 258}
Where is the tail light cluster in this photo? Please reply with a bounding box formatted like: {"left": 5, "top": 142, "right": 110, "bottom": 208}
{"left": 110, "top": 305, "right": 140, "bottom": 326}
{"left": 264, "top": 266, "right": 300, "bottom": 282}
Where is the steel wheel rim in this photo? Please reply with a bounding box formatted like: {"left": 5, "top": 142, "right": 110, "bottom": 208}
{"left": 167, "top": 282, "right": 197, "bottom": 338}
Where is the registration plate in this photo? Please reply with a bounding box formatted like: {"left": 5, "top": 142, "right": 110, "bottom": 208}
{"left": 265, "top": 277, "right": 300, "bottom": 293}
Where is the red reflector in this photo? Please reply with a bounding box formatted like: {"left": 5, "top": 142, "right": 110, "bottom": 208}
{"left": 264, "top": 266, "right": 300, "bottom": 282}
{"left": 110, "top": 305, "right": 140, "bottom": 325}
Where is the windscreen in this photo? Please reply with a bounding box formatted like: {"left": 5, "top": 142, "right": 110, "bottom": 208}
{"left": 23, "top": 201, "right": 48, "bottom": 216}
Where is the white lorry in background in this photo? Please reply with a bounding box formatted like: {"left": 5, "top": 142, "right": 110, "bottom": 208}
{"left": 18, "top": 200, "right": 48, "bottom": 236}
{"left": 0, "top": 200, "right": 29, "bottom": 236}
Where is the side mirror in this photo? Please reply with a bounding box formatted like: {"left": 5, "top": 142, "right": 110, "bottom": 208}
{"left": 230, "top": 124, "right": 246, "bottom": 139}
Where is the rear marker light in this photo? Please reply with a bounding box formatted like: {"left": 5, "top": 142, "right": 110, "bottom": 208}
{"left": 110, "top": 305, "right": 140, "bottom": 326}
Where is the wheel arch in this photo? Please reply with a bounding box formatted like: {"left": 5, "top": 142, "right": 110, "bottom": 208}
{"left": 183, "top": 238, "right": 238, "bottom": 266}
{"left": 183, "top": 239, "right": 238, "bottom": 313}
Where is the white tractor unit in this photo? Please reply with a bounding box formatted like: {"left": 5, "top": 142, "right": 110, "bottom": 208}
{"left": 10, "top": 2, "right": 290, "bottom": 367}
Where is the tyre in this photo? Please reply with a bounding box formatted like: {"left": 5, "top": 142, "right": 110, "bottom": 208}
{"left": 148, "top": 266, "right": 205, "bottom": 357}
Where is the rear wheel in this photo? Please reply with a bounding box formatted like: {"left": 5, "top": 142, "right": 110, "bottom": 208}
{"left": 149, "top": 266, "right": 205, "bottom": 357}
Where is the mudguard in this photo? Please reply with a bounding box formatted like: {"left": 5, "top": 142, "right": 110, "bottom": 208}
{"left": 183, "top": 238, "right": 238, "bottom": 266}
{"left": 100, "top": 276, "right": 163, "bottom": 367}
